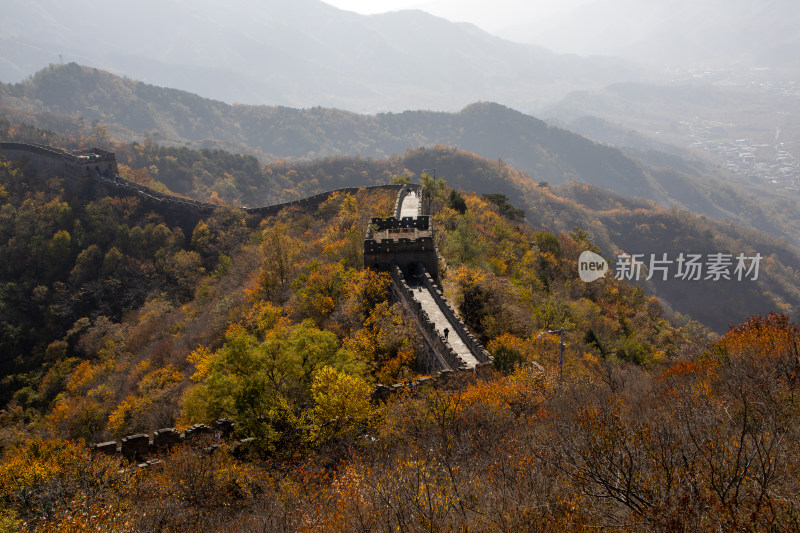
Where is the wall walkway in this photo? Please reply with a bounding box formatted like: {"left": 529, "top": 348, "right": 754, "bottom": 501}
{"left": 370, "top": 186, "right": 493, "bottom": 373}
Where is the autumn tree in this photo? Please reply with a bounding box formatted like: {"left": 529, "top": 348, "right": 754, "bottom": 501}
{"left": 310, "top": 365, "right": 375, "bottom": 441}
{"left": 257, "top": 222, "right": 305, "bottom": 299}
{"left": 181, "top": 320, "right": 367, "bottom": 451}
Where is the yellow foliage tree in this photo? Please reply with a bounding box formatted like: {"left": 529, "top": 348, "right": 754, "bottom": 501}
{"left": 311, "top": 365, "right": 375, "bottom": 440}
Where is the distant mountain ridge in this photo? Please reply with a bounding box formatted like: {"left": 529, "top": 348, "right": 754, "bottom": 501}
{"left": 0, "top": 0, "right": 640, "bottom": 112}
{"left": 5, "top": 63, "right": 799, "bottom": 251}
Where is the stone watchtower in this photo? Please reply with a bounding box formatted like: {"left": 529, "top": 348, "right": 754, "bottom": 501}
{"left": 363, "top": 215, "right": 439, "bottom": 282}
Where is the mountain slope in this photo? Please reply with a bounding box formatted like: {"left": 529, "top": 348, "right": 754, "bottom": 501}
{"left": 2, "top": 149, "right": 798, "bottom": 530}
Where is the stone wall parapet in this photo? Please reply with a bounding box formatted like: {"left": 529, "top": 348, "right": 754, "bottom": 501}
{"left": 417, "top": 267, "right": 493, "bottom": 364}
{"left": 245, "top": 184, "right": 402, "bottom": 218}
{"left": 390, "top": 266, "right": 466, "bottom": 371}
{"left": 90, "top": 419, "right": 237, "bottom": 462}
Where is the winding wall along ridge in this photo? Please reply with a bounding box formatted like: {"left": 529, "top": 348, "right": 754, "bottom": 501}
{"left": 0, "top": 142, "right": 402, "bottom": 219}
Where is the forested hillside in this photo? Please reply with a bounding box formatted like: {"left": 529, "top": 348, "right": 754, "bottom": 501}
{"left": 5, "top": 64, "right": 800, "bottom": 250}
{"left": 2, "top": 139, "right": 799, "bottom": 530}
{"left": 3, "top": 115, "right": 799, "bottom": 332}
{"left": 110, "top": 141, "right": 800, "bottom": 332}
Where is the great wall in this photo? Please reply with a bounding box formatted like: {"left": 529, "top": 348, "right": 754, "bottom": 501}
{"left": 0, "top": 142, "right": 493, "bottom": 460}
{"left": 365, "top": 185, "right": 492, "bottom": 372}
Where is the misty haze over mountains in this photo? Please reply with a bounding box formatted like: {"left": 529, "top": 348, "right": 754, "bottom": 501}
{"left": 501, "top": 0, "right": 800, "bottom": 73}
{"left": 3, "top": 0, "right": 796, "bottom": 112}
{"left": 0, "top": 0, "right": 642, "bottom": 112}
{"left": 0, "top": 0, "right": 800, "bottom": 103}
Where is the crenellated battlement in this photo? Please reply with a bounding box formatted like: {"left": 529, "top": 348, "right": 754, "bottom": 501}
{"left": 363, "top": 213, "right": 439, "bottom": 281}
{"left": 364, "top": 186, "right": 439, "bottom": 281}
{"left": 92, "top": 420, "right": 236, "bottom": 463}
{"left": 363, "top": 233, "right": 435, "bottom": 254}
{"left": 416, "top": 267, "right": 492, "bottom": 365}
{"left": 389, "top": 266, "right": 468, "bottom": 372}
{"left": 369, "top": 215, "right": 430, "bottom": 233}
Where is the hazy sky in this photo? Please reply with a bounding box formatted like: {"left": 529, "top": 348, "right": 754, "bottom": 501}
{"left": 323, "top": 0, "right": 592, "bottom": 34}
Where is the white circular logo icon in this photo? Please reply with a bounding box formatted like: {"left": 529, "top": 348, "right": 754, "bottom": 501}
{"left": 578, "top": 251, "right": 609, "bottom": 282}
